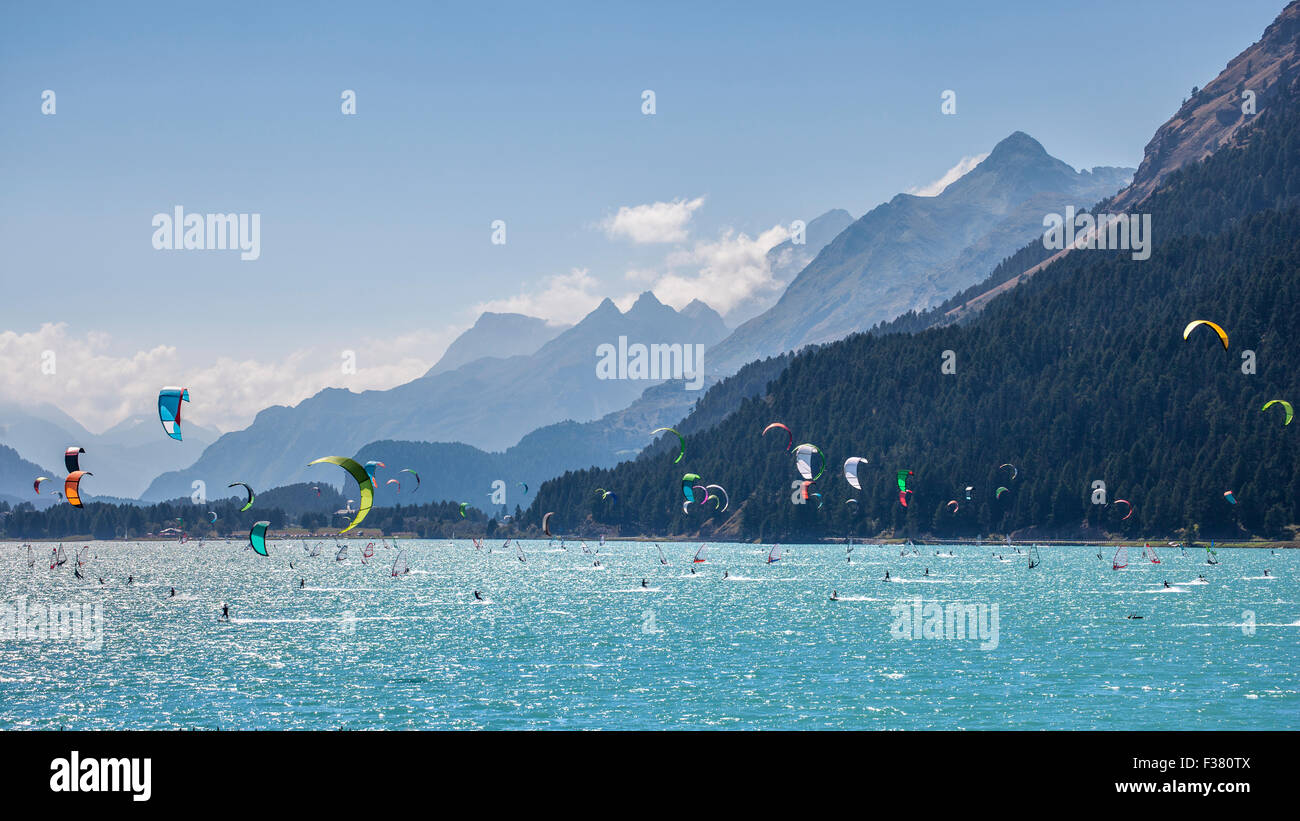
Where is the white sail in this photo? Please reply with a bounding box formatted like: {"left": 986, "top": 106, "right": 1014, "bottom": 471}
{"left": 335, "top": 544, "right": 348, "bottom": 562}
{"left": 391, "top": 551, "right": 409, "bottom": 577}
{"left": 657, "top": 544, "right": 668, "bottom": 565}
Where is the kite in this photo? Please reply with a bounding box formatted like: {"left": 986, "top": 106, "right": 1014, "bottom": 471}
{"left": 248, "top": 521, "right": 270, "bottom": 556}
{"left": 1182, "top": 320, "right": 1228, "bottom": 350}
{"left": 651, "top": 427, "right": 686, "bottom": 464}
{"left": 762, "top": 422, "right": 794, "bottom": 452}
{"left": 65, "top": 471, "right": 91, "bottom": 508}
{"left": 400, "top": 468, "right": 421, "bottom": 492}
{"left": 228, "top": 482, "right": 255, "bottom": 512}
{"left": 542, "top": 511, "right": 555, "bottom": 536}
{"left": 843, "top": 457, "right": 868, "bottom": 490}
{"left": 64, "top": 446, "right": 85, "bottom": 474}
{"left": 308, "top": 457, "right": 375, "bottom": 533}
{"left": 1262, "top": 399, "right": 1293, "bottom": 426}
{"left": 157, "top": 387, "right": 190, "bottom": 441}
{"left": 795, "top": 444, "right": 826, "bottom": 482}
{"left": 33, "top": 476, "right": 50, "bottom": 495}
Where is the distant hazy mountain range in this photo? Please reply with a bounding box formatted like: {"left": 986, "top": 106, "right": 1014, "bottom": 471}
{"left": 427, "top": 312, "right": 569, "bottom": 376}
{"left": 724, "top": 208, "right": 855, "bottom": 325}
{"left": 0, "top": 401, "right": 220, "bottom": 499}
{"left": 140, "top": 292, "right": 728, "bottom": 501}
{"left": 705, "top": 132, "right": 1134, "bottom": 373}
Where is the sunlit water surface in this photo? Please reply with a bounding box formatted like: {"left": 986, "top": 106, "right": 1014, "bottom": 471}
{"left": 1, "top": 540, "right": 1296, "bottom": 730}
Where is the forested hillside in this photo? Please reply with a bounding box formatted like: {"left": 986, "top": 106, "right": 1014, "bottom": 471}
{"left": 522, "top": 80, "right": 1300, "bottom": 542}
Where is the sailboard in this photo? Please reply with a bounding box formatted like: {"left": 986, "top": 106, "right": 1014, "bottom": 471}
{"left": 767, "top": 544, "right": 781, "bottom": 564}
{"left": 391, "top": 551, "right": 409, "bottom": 577}
{"left": 1112, "top": 546, "right": 1128, "bottom": 570}
{"left": 1028, "top": 544, "right": 1041, "bottom": 569}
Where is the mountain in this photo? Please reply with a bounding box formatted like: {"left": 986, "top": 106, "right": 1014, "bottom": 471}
{"left": 427, "top": 312, "right": 568, "bottom": 376}
{"left": 140, "top": 293, "right": 729, "bottom": 501}
{"left": 521, "top": 10, "right": 1300, "bottom": 542}
{"left": 705, "top": 134, "right": 1133, "bottom": 373}
{"left": 1110, "top": 1, "right": 1300, "bottom": 212}
{"left": 0, "top": 402, "right": 220, "bottom": 498}
{"left": 351, "top": 350, "right": 793, "bottom": 510}
{"left": 874, "top": 0, "right": 1300, "bottom": 336}
{"left": 725, "top": 208, "right": 855, "bottom": 324}
{"left": 0, "top": 444, "right": 60, "bottom": 507}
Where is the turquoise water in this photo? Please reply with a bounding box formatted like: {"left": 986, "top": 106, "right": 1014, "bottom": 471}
{"left": 1, "top": 540, "right": 1297, "bottom": 730}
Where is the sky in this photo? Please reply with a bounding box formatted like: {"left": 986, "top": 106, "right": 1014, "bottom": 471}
{"left": 0, "top": 0, "right": 1287, "bottom": 432}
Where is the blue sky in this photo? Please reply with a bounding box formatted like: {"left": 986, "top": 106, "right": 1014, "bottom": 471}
{"left": 0, "top": 0, "right": 1287, "bottom": 430}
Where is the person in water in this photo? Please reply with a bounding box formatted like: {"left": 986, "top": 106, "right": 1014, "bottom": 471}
{"left": 169, "top": 587, "right": 175, "bottom": 597}
{"left": 1264, "top": 569, "right": 1271, "bottom": 577}
{"left": 593, "top": 559, "right": 601, "bottom": 567}
{"left": 299, "top": 578, "right": 305, "bottom": 588}
{"left": 884, "top": 570, "right": 891, "bottom": 581}
{"left": 127, "top": 575, "right": 133, "bottom": 585}
{"left": 923, "top": 568, "right": 929, "bottom": 576}
{"left": 1163, "top": 580, "right": 1170, "bottom": 588}
{"left": 690, "top": 566, "right": 696, "bottom": 575}
{"left": 723, "top": 570, "right": 729, "bottom": 579}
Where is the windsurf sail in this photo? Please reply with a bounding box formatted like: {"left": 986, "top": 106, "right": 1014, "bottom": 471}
{"left": 309, "top": 542, "right": 322, "bottom": 557}
{"left": 657, "top": 543, "right": 668, "bottom": 565}
{"left": 1028, "top": 544, "right": 1040, "bottom": 569}
{"left": 336, "top": 544, "right": 348, "bottom": 562}
{"left": 693, "top": 544, "right": 707, "bottom": 564}
{"left": 391, "top": 551, "right": 409, "bottom": 577}
{"left": 516, "top": 541, "right": 527, "bottom": 563}
{"left": 1206, "top": 543, "right": 1219, "bottom": 565}
{"left": 1112, "top": 546, "right": 1128, "bottom": 570}
{"left": 362, "top": 541, "right": 375, "bottom": 563}
{"left": 76, "top": 546, "right": 89, "bottom": 567}
{"left": 1143, "top": 543, "right": 1160, "bottom": 564}
{"left": 26, "top": 545, "right": 34, "bottom": 568}
{"left": 767, "top": 544, "right": 781, "bottom": 564}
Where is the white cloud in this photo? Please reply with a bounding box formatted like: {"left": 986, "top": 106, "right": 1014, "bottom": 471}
{"left": 474, "top": 268, "right": 630, "bottom": 325}
{"left": 0, "top": 322, "right": 460, "bottom": 433}
{"left": 648, "top": 224, "right": 791, "bottom": 316}
{"left": 907, "top": 153, "right": 989, "bottom": 197}
{"left": 601, "top": 197, "right": 705, "bottom": 244}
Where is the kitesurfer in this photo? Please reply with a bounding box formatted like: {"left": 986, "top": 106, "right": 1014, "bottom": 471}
{"left": 221, "top": 604, "right": 229, "bottom": 621}
{"left": 169, "top": 587, "right": 175, "bottom": 597}
{"left": 641, "top": 578, "right": 648, "bottom": 588}
{"left": 830, "top": 590, "right": 839, "bottom": 601}
{"left": 474, "top": 590, "right": 484, "bottom": 601}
